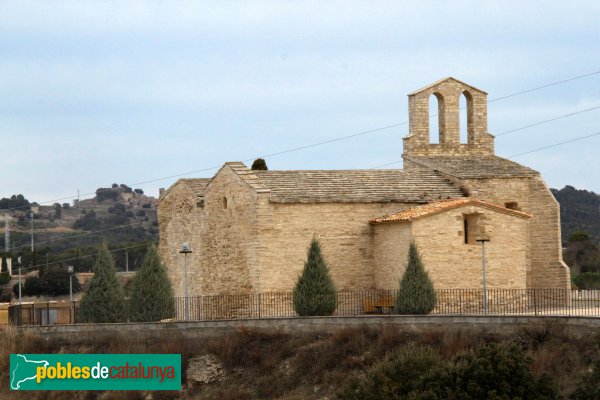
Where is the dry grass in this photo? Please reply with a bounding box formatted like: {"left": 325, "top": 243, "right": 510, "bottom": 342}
{"left": 1, "top": 323, "right": 599, "bottom": 399}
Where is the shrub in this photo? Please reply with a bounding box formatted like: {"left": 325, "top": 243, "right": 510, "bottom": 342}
{"left": 0, "top": 272, "right": 10, "bottom": 285}
{"left": 23, "top": 276, "right": 42, "bottom": 296}
{"left": 339, "top": 342, "right": 558, "bottom": 400}
{"left": 251, "top": 158, "right": 268, "bottom": 170}
{"left": 128, "top": 245, "right": 175, "bottom": 322}
{"left": 79, "top": 244, "right": 126, "bottom": 323}
{"left": 571, "top": 356, "right": 600, "bottom": 400}
{"left": 573, "top": 272, "right": 600, "bottom": 289}
{"left": 12, "top": 282, "right": 23, "bottom": 297}
{"left": 395, "top": 242, "right": 436, "bottom": 314}
{"left": 293, "top": 238, "right": 337, "bottom": 316}
{"left": 40, "top": 271, "right": 81, "bottom": 296}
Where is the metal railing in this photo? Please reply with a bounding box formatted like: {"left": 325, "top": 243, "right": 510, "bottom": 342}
{"left": 5, "top": 289, "right": 600, "bottom": 326}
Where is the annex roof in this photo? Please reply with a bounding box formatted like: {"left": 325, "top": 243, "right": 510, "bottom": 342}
{"left": 403, "top": 155, "right": 538, "bottom": 179}
{"left": 370, "top": 198, "right": 531, "bottom": 224}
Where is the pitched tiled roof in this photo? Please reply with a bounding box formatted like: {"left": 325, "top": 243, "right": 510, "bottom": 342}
{"left": 408, "top": 77, "right": 487, "bottom": 95}
{"left": 370, "top": 198, "right": 531, "bottom": 224}
{"left": 404, "top": 155, "right": 538, "bottom": 179}
{"left": 252, "top": 169, "right": 464, "bottom": 203}
{"left": 225, "top": 162, "right": 270, "bottom": 193}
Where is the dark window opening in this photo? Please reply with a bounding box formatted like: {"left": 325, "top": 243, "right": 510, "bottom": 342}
{"left": 505, "top": 202, "right": 519, "bottom": 210}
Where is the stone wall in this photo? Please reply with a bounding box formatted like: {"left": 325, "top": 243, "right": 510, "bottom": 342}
{"left": 158, "top": 181, "right": 206, "bottom": 298}
{"left": 372, "top": 223, "right": 412, "bottom": 290}
{"left": 255, "top": 201, "right": 415, "bottom": 292}
{"left": 202, "top": 166, "right": 262, "bottom": 295}
{"left": 458, "top": 176, "right": 569, "bottom": 289}
{"left": 403, "top": 78, "right": 494, "bottom": 157}
{"left": 373, "top": 203, "right": 529, "bottom": 291}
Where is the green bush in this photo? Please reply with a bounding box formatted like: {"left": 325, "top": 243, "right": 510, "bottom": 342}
{"left": 251, "top": 158, "right": 268, "bottom": 170}
{"left": 339, "top": 342, "right": 558, "bottom": 400}
{"left": 0, "top": 272, "right": 10, "bottom": 285}
{"left": 79, "top": 244, "right": 126, "bottom": 323}
{"left": 573, "top": 272, "right": 600, "bottom": 289}
{"left": 23, "top": 276, "right": 42, "bottom": 296}
{"left": 571, "top": 356, "right": 600, "bottom": 399}
{"left": 40, "top": 271, "right": 81, "bottom": 296}
{"left": 128, "top": 245, "right": 175, "bottom": 322}
{"left": 395, "top": 242, "right": 436, "bottom": 314}
{"left": 293, "top": 238, "right": 337, "bottom": 316}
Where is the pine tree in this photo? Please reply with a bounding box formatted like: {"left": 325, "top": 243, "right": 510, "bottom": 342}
{"left": 128, "top": 245, "right": 175, "bottom": 322}
{"left": 79, "top": 244, "right": 126, "bottom": 323}
{"left": 293, "top": 238, "right": 337, "bottom": 316}
{"left": 395, "top": 242, "right": 436, "bottom": 314}
{"left": 251, "top": 158, "right": 268, "bottom": 170}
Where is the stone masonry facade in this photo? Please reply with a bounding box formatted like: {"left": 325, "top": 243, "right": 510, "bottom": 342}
{"left": 158, "top": 77, "right": 570, "bottom": 301}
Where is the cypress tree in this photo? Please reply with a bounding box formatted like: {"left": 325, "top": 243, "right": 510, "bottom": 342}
{"left": 79, "top": 244, "right": 126, "bottom": 323}
{"left": 293, "top": 238, "right": 337, "bottom": 316}
{"left": 128, "top": 245, "right": 175, "bottom": 322}
{"left": 251, "top": 158, "right": 268, "bottom": 170}
{"left": 395, "top": 242, "right": 436, "bottom": 314}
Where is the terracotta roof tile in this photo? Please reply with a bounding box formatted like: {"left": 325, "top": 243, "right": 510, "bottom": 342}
{"left": 370, "top": 198, "right": 531, "bottom": 224}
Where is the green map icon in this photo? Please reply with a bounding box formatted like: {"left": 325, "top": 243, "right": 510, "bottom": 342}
{"left": 10, "top": 354, "right": 49, "bottom": 390}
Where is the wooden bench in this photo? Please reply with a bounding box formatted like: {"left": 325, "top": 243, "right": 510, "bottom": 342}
{"left": 363, "top": 295, "right": 395, "bottom": 314}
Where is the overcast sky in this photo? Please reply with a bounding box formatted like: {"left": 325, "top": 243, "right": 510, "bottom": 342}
{"left": 1, "top": 1, "right": 600, "bottom": 203}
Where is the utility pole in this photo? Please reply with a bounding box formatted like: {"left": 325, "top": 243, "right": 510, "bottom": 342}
{"left": 30, "top": 211, "right": 34, "bottom": 252}
{"left": 125, "top": 251, "right": 129, "bottom": 272}
{"left": 17, "top": 256, "right": 22, "bottom": 304}
{"left": 179, "top": 243, "right": 192, "bottom": 321}
{"left": 476, "top": 233, "right": 491, "bottom": 315}
{"left": 4, "top": 214, "right": 9, "bottom": 253}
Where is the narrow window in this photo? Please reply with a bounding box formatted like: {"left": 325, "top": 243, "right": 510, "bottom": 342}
{"left": 463, "top": 214, "right": 479, "bottom": 245}
{"left": 223, "top": 197, "right": 228, "bottom": 209}
{"left": 459, "top": 92, "right": 468, "bottom": 144}
{"left": 429, "top": 94, "right": 440, "bottom": 144}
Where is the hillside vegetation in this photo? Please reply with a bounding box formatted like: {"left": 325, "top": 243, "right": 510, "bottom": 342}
{"left": 552, "top": 186, "right": 600, "bottom": 245}
{"left": 1, "top": 324, "right": 600, "bottom": 399}
{"left": 0, "top": 185, "right": 158, "bottom": 274}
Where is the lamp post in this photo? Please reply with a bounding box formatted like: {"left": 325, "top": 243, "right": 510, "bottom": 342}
{"left": 68, "top": 265, "right": 74, "bottom": 323}
{"left": 179, "top": 243, "right": 192, "bottom": 320}
{"left": 16, "top": 256, "right": 22, "bottom": 304}
{"left": 476, "top": 234, "right": 491, "bottom": 314}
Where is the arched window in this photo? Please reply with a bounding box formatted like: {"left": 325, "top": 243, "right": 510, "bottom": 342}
{"left": 460, "top": 91, "right": 473, "bottom": 144}
{"left": 429, "top": 93, "right": 444, "bottom": 144}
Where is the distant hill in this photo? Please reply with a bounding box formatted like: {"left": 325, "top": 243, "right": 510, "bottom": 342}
{"left": 551, "top": 185, "right": 600, "bottom": 245}
{"left": 0, "top": 184, "right": 158, "bottom": 272}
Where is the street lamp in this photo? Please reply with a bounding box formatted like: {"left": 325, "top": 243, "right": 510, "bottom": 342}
{"left": 179, "top": 243, "right": 192, "bottom": 321}
{"left": 476, "top": 229, "right": 491, "bottom": 315}
{"left": 68, "top": 265, "right": 74, "bottom": 323}
{"left": 16, "top": 256, "right": 22, "bottom": 304}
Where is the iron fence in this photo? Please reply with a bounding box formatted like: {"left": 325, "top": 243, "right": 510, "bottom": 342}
{"left": 5, "top": 289, "right": 600, "bottom": 326}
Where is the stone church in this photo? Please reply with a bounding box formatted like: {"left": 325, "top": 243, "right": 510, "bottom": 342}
{"left": 158, "top": 77, "right": 570, "bottom": 300}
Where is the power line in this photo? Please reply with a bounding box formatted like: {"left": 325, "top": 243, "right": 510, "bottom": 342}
{"left": 18, "top": 240, "right": 158, "bottom": 273}
{"left": 508, "top": 131, "right": 600, "bottom": 158}
{"left": 495, "top": 105, "right": 600, "bottom": 137}
{"left": 7, "top": 106, "right": 600, "bottom": 253}
{"left": 3, "top": 68, "right": 599, "bottom": 213}
{"left": 488, "top": 69, "right": 600, "bottom": 103}
{"left": 5, "top": 219, "right": 150, "bottom": 253}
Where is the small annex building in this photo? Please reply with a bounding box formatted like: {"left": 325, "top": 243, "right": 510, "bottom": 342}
{"left": 158, "top": 77, "right": 570, "bottom": 303}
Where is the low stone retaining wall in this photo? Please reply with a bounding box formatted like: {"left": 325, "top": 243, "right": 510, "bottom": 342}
{"left": 19, "top": 315, "right": 600, "bottom": 341}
